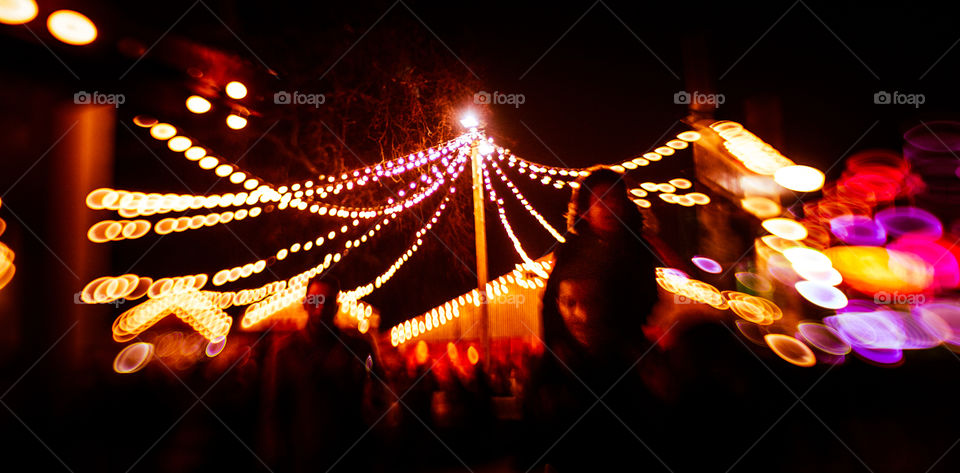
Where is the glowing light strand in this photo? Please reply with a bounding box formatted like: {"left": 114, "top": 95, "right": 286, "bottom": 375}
{"left": 485, "top": 156, "right": 566, "bottom": 242}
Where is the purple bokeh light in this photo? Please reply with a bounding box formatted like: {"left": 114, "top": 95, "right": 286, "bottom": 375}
{"left": 829, "top": 215, "right": 887, "bottom": 246}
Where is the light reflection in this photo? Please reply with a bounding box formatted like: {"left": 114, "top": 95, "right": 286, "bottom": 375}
{"left": 762, "top": 218, "right": 808, "bottom": 241}
{"left": 794, "top": 281, "right": 848, "bottom": 309}
{"left": 113, "top": 342, "right": 154, "bottom": 373}
{"left": 764, "top": 334, "right": 817, "bottom": 367}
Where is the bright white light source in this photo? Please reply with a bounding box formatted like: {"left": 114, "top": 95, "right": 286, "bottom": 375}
{"left": 47, "top": 10, "right": 97, "bottom": 45}
{"left": 460, "top": 115, "right": 479, "bottom": 128}
{"left": 186, "top": 95, "right": 211, "bottom": 114}
{"left": 225, "top": 81, "right": 247, "bottom": 99}
{"left": 226, "top": 114, "right": 247, "bottom": 130}
{"left": 0, "top": 0, "right": 38, "bottom": 25}
{"left": 762, "top": 218, "right": 808, "bottom": 241}
{"left": 775, "top": 165, "right": 825, "bottom": 193}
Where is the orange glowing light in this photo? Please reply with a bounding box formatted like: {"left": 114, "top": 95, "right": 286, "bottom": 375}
{"left": 167, "top": 136, "right": 192, "bottom": 152}
{"left": 185, "top": 95, "right": 211, "bottom": 114}
{"left": 225, "top": 81, "right": 247, "bottom": 99}
{"left": 149, "top": 123, "right": 177, "bottom": 141}
{"left": 687, "top": 193, "right": 710, "bottom": 205}
{"left": 760, "top": 235, "right": 803, "bottom": 254}
{"left": 741, "top": 196, "right": 781, "bottom": 218}
{"left": 0, "top": 240, "right": 13, "bottom": 291}
{"left": 764, "top": 334, "right": 816, "bottom": 367}
{"left": 774, "top": 165, "right": 825, "bottom": 193}
{"left": 198, "top": 156, "right": 219, "bottom": 170}
{"left": 113, "top": 342, "right": 154, "bottom": 373}
{"left": 656, "top": 183, "right": 677, "bottom": 193}
{"left": 47, "top": 10, "right": 97, "bottom": 45}
{"left": 0, "top": 0, "right": 37, "bottom": 24}
{"left": 761, "top": 218, "right": 808, "bottom": 241}
{"left": 214, "top": 164, "right": 233, "bottom": 177}
{"left": 415, "top": 340, "right": 429, "bottom": 364}
{"left": 133, "top": 115, "right": 157, "bottom": 127}
{"left": 674, "top": 195, "right": 695, "bottom": 207}
{"left": 725, "top": 291, "right": 782, "bottom": 325}
{"left": 113, "top": 288, "right": 232, "bottom": 342}
{"left": 184, "top": 146, "right": 206, "bottom": 160}
{"left": 226, "top": 114, "right": 247, "bottom": 129}
{"left": 727, "top": 297, "right": 766, "bottom": 324}
{"left": 86, "top": 220, "right": 119, "bottom": 242}
{"left": 467, "top": 346, "right": 480, "bottom": 365}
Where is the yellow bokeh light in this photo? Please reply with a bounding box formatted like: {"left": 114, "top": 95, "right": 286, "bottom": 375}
{"left": 225, "top": 81, "right": 247, "bottom": 99}
{"left": 226, "top": 114, "right": 247, "bottom": 130}
{"left": 687, "top": 192, "right": 710, "bottom": 205}
{"left": 198, "top": 156, "right": 219, "bottom": 169}
{"left": 185, "top": 95, "right": 212, "bottom": 114}
{"left": 825, "top": 246, "right": 934, "bottom": 295}
{"left": 214, "top": 164, "right": 233, "bottom": 177}
{"left": 761, "top": 218, "right": 808, "bottom": 241}
{"left": 774, "top": 165, "right": 825, "bottom": 193}
{"left": 47, "top": 10, "right": 97, "bottom": 45}
{"left": 167, "top": 136, "right": 192, "bottom": 152}
{"left": 0, "top": 0, "right": 37, "bottom": 25}
{"left": 764, "top": 334, "right": 816, "bottom": 367}
{"left": 184, "top": 146, "right": 206, "bottom": 160}
{"left": 149, "top": 123, "right": 176, "bottom": 140}
{"left": 741, "top": 196, "right": 781, "bottom": 218}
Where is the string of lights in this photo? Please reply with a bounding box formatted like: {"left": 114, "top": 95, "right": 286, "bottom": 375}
{"left": 82, "top": 155, "right": 468, "bottom": 325}
{"left": 285, "top": 133, "right": 476, "bottom": 196}
{"left": 485, "top": 155, "right": 566, "bottom": 242}
{"left": 338, "top": 163, "right": 466, "bottom": 304}
{"left": 221, "top": 153, "right": 470, "bottom": 330}
{"left": 630, "top": 178, "right": 712, "bottom": 209}
{"left": 389, "top": 261, "right": 550, "bottom": 347}
{"left": 489, "top": 130, "right": 703, "bottom": 188}
{"left": 134, "top": 115, "right": 473, "bottom": 220}
{"left": 481, "top": 164, "right": 549, "bottom": 278}
{"left": 86, "top": 187, "right": 282, "bottom": 218}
